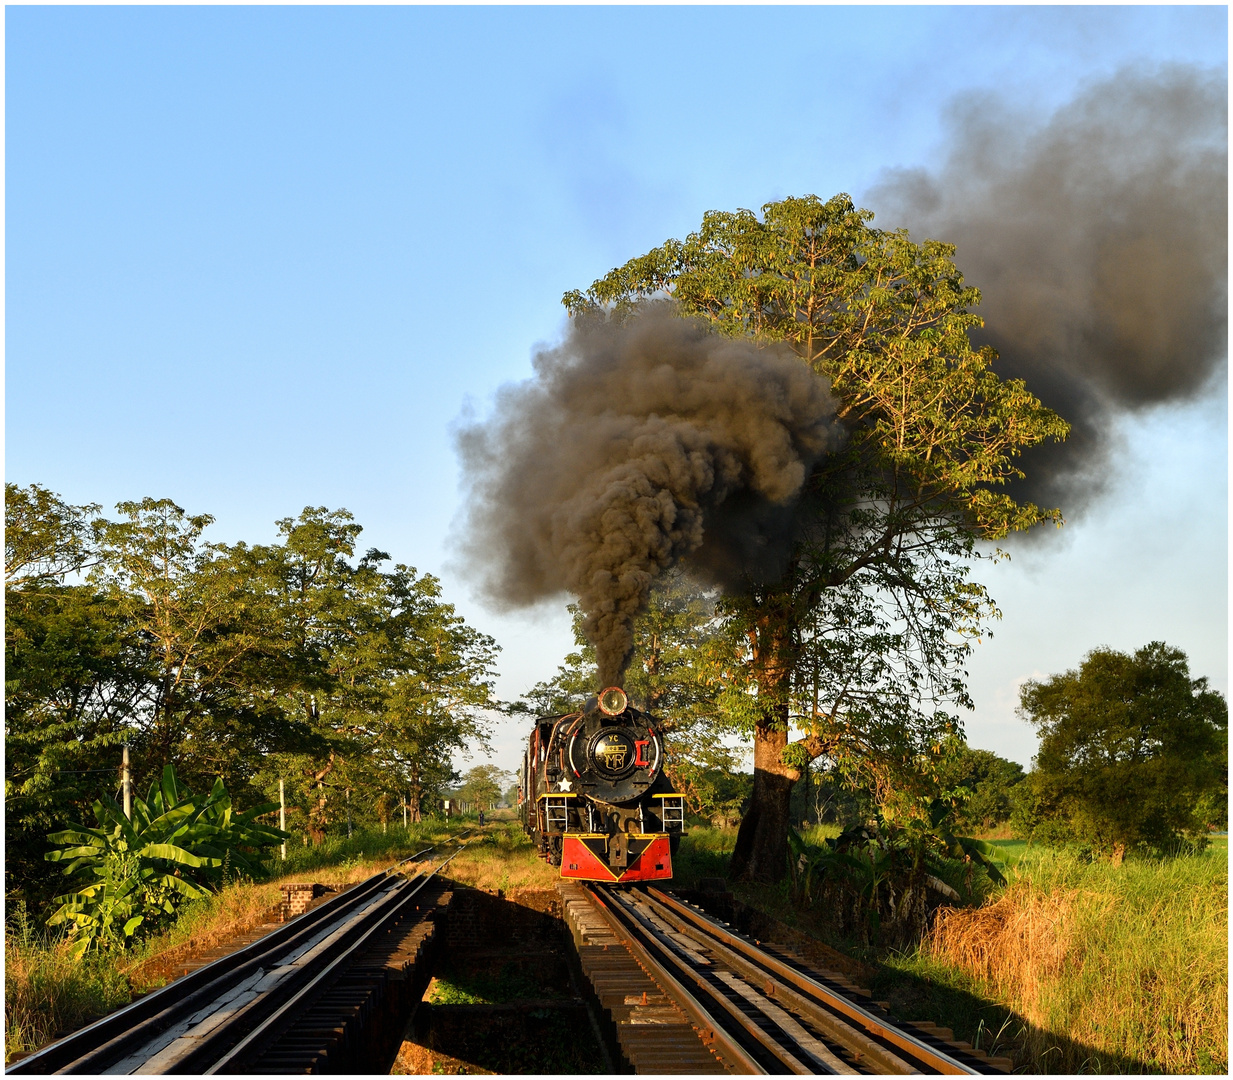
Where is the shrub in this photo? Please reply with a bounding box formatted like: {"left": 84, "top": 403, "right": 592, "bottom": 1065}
{"left": 787, "top": 804, "right": 1007, "bottom": 949}
{"left": 44, "top": 765, "right": 286, "bottom": 956}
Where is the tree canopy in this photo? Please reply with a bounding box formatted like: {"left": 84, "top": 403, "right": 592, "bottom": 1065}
{"left": 6, "top": 484, "right": 499, "bottom": 911}
{"left": 1017, "top": 641, "right": 1227, "bottom": 856}
{"left": 565, "top": 193, "right": 1069, "bottom": 881}
{"left": 455, "top": 765, "right": 511, "bottom": 812}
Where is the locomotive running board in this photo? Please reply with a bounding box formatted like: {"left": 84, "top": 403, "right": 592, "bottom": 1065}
{"left": 560, "top": 833, "right": 673, "bottom": 883}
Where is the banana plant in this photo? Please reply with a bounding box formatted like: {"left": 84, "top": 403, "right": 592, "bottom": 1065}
{"left": 45, "top": 765, "right": 287, "bottom": 956}
{"left": 788, "top": 813, "right": 1007, "bottom": 946}
{"left": 922, "top": 798, "right": 1007, "bottom": 886}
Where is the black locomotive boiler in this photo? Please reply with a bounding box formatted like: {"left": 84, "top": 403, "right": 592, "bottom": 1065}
{"left": 519, "top": 686, "right": 685, "bottom": 883}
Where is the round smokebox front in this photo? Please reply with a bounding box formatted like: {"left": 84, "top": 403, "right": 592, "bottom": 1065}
{"left": 590, "top": 729, "right": 636, "bottom": 781}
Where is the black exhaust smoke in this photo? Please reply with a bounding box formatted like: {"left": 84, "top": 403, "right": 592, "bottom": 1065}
{"left": 867, "top": 63, "right": 1227, "bottom": 518}
{"left": 456, "top": 309, "right": 839, "bottom": 687}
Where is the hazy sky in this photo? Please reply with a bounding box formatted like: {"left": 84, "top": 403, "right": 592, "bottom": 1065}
{"left": 7, "top": 6, "right": 1227, "bottom": 778}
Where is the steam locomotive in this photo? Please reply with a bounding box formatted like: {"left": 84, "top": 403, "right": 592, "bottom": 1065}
{"left": 519, "top": 686, "right": 685, "bottom": 883}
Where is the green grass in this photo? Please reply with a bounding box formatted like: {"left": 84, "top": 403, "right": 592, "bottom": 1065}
{"left": 920, "top": 838, "right": 1227, "bottom": 1073}
{"left": 4, "top": 906, "right": 132, "bottom": 1063}
{"left": 426, "top": 960, "right": 567, "bottom": 1005}
{"left": 869, "top": 838, "right": 1229, "bottom": 1073}
{"left": 672, "top": 826, "right": 1228, "bottom": 1074}
{"left": 276, "top": 820, "right": 467, "bottom": 876}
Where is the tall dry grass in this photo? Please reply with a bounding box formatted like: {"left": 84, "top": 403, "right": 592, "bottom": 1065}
{"left": 4, "top": 908, "right": 131, "bottom": 1062}
{"left": 922, "top": 844, "right": 1228, "bottom": 1073}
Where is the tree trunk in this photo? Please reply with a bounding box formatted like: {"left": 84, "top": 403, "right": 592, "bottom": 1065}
{"left": 306, "top": 752, "right": 335, "bottom": 843}
{"left": 730, "top": 595, "right": 800, "bottom": 884}
{"left": 408, "top": 766, "right": 423, "bottom": 824}
{"left": 730, "top": 717, "right": 798, "bottom": 882}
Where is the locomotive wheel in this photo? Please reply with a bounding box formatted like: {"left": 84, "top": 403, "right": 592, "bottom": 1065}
{"left": 548, "top": 834, "right": 564, "bottom": 867}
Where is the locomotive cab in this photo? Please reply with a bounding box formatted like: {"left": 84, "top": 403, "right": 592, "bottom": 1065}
{"left": 520, "top": 687, "right": 685, "bottom": 883}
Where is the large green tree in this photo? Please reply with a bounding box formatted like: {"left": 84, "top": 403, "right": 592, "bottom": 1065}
{"left": 1017, "top": 642, "right": 1227, "bottom": 856}
{"left": 565, "top": 194, "right": 1067, "bottom": 881}
{"left": 456, "top": 765, "right": 511, "bottom": 812}
{"left": 90, "top": 498, "right": 283, "bottom": 788}
{"left": 341, "top": 562, "right": 499, "bottom": 825}
{"left": 6, "top": 486, "right": 147, "bottom": 910}
{"left": 237, "top": 508, "right": 500, "bottom": 833}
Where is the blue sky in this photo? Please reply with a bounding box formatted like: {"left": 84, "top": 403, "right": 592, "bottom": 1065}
{"left": 7, "top": 6, "right": 1227, "bottom": 777}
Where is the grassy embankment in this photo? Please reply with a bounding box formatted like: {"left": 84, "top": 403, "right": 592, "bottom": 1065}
{"left": 897, "top": 837, "right": 1229, "bottom": 1074}
{"left": 672, "top": 825, "right": 1228, "bottom": 1074}
{"left": 5, "top": 818, "right": 548, "bottom": 1062}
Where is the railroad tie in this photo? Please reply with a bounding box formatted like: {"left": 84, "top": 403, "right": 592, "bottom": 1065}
{"left": 243, "top": 889, "right": 448, "bottom": 1073}
{"left": 559, "top": 884, "right": 729, "bottom": 1074}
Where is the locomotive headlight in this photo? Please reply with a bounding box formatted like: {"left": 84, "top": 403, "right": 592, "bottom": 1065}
{"left": 598, "top": 686, "right": 628, "bottom": 715}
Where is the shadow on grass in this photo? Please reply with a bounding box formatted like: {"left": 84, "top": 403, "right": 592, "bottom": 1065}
{"left": 707, "top": 886, "right": 1163, "bottom": 1074}
{"left": 669, "top": 827, "right": 1164, "bottom": 1075}
{"left": 865, "top": 956, "right": 1159, "bottom": 1075}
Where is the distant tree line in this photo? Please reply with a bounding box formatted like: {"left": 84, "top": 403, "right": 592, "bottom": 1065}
{"left": 446, "top": 764, "right": 513, "bottom": 812}
{"left": 799, "top": 641, "right": 1227, "bottom": 860}
{"left": 6, "top": 483, "right": 499, "bottom": 912}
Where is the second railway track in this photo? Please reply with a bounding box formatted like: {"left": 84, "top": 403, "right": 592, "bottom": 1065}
{"left": 8, "top": 840, "right": 470, "bottom": 1075}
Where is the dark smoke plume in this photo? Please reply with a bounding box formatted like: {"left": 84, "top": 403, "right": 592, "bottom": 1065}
{"left": 867, "top": 64, "right": 1227, "bottom": 516}
{"left": 456, "top": 310, "right": 839, "bottom": 687}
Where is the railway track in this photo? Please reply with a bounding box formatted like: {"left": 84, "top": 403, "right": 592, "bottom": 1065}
{"left": 8, "top": 840, "right": 467, "bottom": 1075}
{"left": 582, "top": 883, "right": 1010, "bottom": 1075}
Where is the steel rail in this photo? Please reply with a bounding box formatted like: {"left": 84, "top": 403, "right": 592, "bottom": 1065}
{"left": 647, "top": 886, "right": 983, "bottom": 1075}
{"left": 202, "top": 842, "right": 468, "bottom": 1074}
{"left": 582, "top": 884, "right": 765, "bottom": 1075}
{"left": 599, "top": 886, "right": 845, "bottom": 1075}
{"left": 8, "top": 874, "right": 394, "bottom": 1075}
{"left": 132, "top": 878, "right": 415, "bottom": 1074}
{"left": 628, "top": 890, "right": 913, "bottom": 1074}
{"left": 8, "top": 838, "right": 464, "bottom": 1075}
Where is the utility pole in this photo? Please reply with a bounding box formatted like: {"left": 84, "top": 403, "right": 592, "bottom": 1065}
{"left": 279, "top": 779, "right": 286, "bottom": 861}
{"left": 402, "top": 795, "right": 407, "bottom": 830}
{"left": 121, "top": 745, "right": 133, "bottom": 821}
